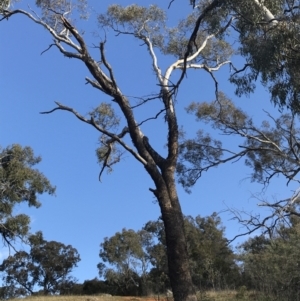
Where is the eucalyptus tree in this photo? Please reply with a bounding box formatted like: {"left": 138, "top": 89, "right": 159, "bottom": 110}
{"left": 239, "top": 219, "right": 300, "bottom": 300}
{"left": 0, "top": 2, "right": 234, "bottom": 300}
{"left": 0, "top": 0, "right": 290, "bottom": 300}
{"left": 0, "top": 231, "right": 80, "bottom": 296}
{"left": 0, "top": 144, "right": 55, "bottom": 249}
{"left": 98, "top": 228, "right": 151, "bottom": 295}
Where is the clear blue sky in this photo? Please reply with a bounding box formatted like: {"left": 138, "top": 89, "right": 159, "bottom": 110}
{"left": 0, "top": 0, "right": 296, "bottom": 283}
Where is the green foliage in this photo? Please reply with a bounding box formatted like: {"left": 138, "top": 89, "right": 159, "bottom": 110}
{"left": 0, "top": 231, "right": 80, "bottom": 297}
{"left": 98, "top": 4, "right": 166, "bottom": 45}
{"left": 81, "top": 278, "right": 109, "bottom": 295}
{"left": 98, "top": 214, "right": 240, "bottom": 294}
{"left": 184, "top": 214, "right": 239, "bottom": 290}
{"left": 229, "top": 0, "right": 300, "bottom": 112}
{"left": 91, "top": 103, "right": 123, "bottom": 175}
{"left": 143, "top": 219, "right": 169, "bottom": 294}
{"left": 239, "top": 219, "right": 300, "bottom": 300}
{"left": 189, "top": 1, "right": 300, "bottom": 112}
{"left": 98, "top": 4, "right": 166, "bottom": 30}
{"left": 35, "top": 0, "right": 88, "bottom": 32}
{"left": 98, "top": 4, "right": 233, "bottom": 65}
{"left": 61, "top": 278, "right": 109, "bottom": 296}
{"left": 178, "top": 92, "right": 248, "bottom": 189}
{"left": 178, "top": 93, "right": 300, "bottom": 188}
{"left": 0, "top": 144, "right": 55, "bottom": 246}
{"left": 90, "top": 103, "right": 120, "bottom": 131}
{"left": 98, "top": 228, "right": 152, "bottom": 295}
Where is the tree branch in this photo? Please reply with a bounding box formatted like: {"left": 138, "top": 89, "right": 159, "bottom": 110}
{"left": 40, "top": 102, "right": 147, "bottom": 166}
{"left": 1, "top": 9, "right": 82, "bottom": 52}
{"left": 175, "top": 0, "right": 228, "bottom": 89}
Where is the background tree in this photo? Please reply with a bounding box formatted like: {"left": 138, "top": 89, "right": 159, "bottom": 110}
{"left": 144, "top": 214, "right": 240, "bottom": 291}
{"left": 81, "top": 278, "right": 109, "bottom": 296}
{"left": 143, "top": 219, "right": 170, "bottom": 295}
{"left": 0, "top": 144, "right": 55, "bottom": 249}
{"left": 184, "top": 214, "right": 240, "bottom": 290}
{"left": 0, "top": 231, "right": 80, "bottom": 296}
{"left": 99, "top": 215, "right": 239, "bottom": 295}
{"left": 98, "top": 228, "right": 151, "bottom": 296}
{"left": 60, "top": 278, "right": 109, "bottom": 296}
{"left": 239, "top": 218, "right": 300, "bottom": 300}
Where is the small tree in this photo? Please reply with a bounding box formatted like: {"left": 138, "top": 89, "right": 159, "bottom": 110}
{"left": 240, "top": 220, "right": 300, "bottom": 300}
{"left": 184, "top": 214, "right": 239, "bottom": 290}
{"left": 0, "top": 231, "right": 80, "bottom": 296}
{"left": 98, "top": 228, "right": 151, "bottom": 295}
{"left": 0, "top": 144, "right": 55, "bottom": 248}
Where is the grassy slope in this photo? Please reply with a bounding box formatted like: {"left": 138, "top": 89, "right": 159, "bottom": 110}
{"left": 6, "top": 291, "right": 253, "bottom": 301}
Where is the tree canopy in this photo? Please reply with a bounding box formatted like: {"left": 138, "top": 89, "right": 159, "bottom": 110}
{"left": 0, "top": 231, "right": 80, "bottom": 297}
{"left": 0, "top": 144, "right": 55, "bottom": 248}
{"left": 239, "top": 216, "right": 300, "bottom": 300}
{"left": 98, "top": 215, "right": 239, "bottom": 294}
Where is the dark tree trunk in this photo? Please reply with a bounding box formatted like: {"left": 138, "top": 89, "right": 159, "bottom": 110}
{"left": 151, "top": 169, "right": 197, "bottom": 301}
{"left": 163, "top": 204, "right": 197, "bottom": 301}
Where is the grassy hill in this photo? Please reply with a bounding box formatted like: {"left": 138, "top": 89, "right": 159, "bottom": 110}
{"left": 5, "top": 290, "right": 262, "bottom": 301}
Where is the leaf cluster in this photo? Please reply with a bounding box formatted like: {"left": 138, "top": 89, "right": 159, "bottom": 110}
{"left": 91, "top": 103, "right": 123, "bottom": 175}
{"left": 178, "top": 92, "right": 300, "bottom": 189}
{"left": 0, "top": 231, "right": 80, "bottom": 297}
{"left": 0, "top": 144, "right": 55, "bottom": 245}
{"left": 98, "top": 4, "right": 233, "bottom": 65}
{"left": 230, "top": 0, "right": 300, "bottom": 112}
{"left": 239, "top": 219, "right": 300, "bottom": 299}
{"left": 35, "top": 0, "right": 88, "bottom": 32}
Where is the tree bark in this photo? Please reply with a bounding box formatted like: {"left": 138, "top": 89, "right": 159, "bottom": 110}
{"left": 150, "top": 168, "right": 197, "bottom": 301}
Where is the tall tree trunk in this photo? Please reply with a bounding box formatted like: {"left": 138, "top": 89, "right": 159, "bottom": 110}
{"left": 152, "top": 170, "right": 197, "bottom": 301}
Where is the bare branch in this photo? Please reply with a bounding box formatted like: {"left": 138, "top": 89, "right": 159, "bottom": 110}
{"left": 85, "top": 77, "right": 105, "bottom": 92}
{"left": 41, "top": 102, "right": 147, "bottom": 166}
{"left": 99, "top": 41, "right": 119, "bottom": 92}
{"left": 130, "top": 94, "right": 161, "bottom": 109}
{"left": 225, "top": 190, "right": 300, "bottom": 245}
{"left": 40, "top": 43, "right": 56, "bottom": 55}
{"left": 137, "top": 109, "right": 166, "bottom": 127}
{"left": 1, "top": 9, "right": 82, "bottom": 52}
